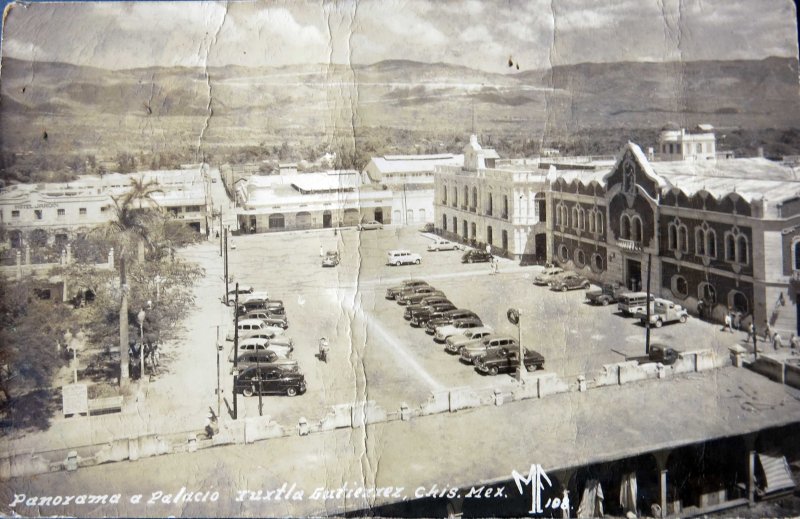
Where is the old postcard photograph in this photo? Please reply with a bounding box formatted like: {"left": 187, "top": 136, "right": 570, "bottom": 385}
{"left": 1, "top": 0, "right": 799, "bottom": 517}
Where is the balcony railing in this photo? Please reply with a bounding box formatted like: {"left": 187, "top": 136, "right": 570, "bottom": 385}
{"left": 617, "top": 238, "right": 642, "bottom": 252}
{"left": 461, "top": 205, "right": 468, "bottom": 211}
{"left": 469, "top": 206, "right": 476, "bottom": 213}
{"left": 486, "top": 210, "right": 493, "bottom": 216}
{"left": 501, "top": 211, "right": 509, "bottom": 220}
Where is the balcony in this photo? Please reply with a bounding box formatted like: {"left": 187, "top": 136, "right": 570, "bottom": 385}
{"left": 461, "top": 205, "right": 468, "bottom": 211}
{"left": 501, "top": 211, "right": 509, "bottom": 220}
{"left": 486, "top": 210, "right": 493, "bottom": 217}
{"left": 469, "top": 206, "right": 476, "bottom": 213}
{"left": 617, "top": 238, "right": 642, "bottom": 252}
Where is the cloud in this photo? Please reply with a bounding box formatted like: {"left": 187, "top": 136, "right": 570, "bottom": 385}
{"left": 1, "top": 38, "right": 45, "bottom": 61}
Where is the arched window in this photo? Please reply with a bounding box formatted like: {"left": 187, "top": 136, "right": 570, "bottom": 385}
{"left": 442, "top": 185, "right": 447, "bottom": 204}
{"left": 558, "top": 244, "right": 569, "bottom": 263}
{"left": 699, "top": 282, "right": 716, "bottom": 304}
{"left": 578, "top": 207, "right": 585, "bottom": 230}
{"left": 631, "top": 216, "right": 642, "bottom": 242}
{"left": 588, "top": 210, "right": 595, "bottom": 233}
{"left": 442, "top": 214, "right": 447, "bottom": 231}
{"left": 453, "top": 187, "right": 458, "bottom": 207}
{"left": 730, "top": 291, "right": 749, "bottom": 314}
{"left": 463, "top": 186, "right": 469, "bottom": 207}
{"left": 671, "top": 275, "right": 688, "bottom": 299}
{"left": 678, "top": 225, "right": 688, "bottom": 252}
{"left": 695, "top": 227, "right": 705, "bottom": 256}
{"left": 724, "top": 232, "right": 736, "bottom": 261}
{"left": 561, "top": 205, "right": 568, "bottom": 227}
{"left": 596, "top": 212, "right": 603, "bottom": 235}
{"left": 736, "top": 235, "right": 749, "bottom": 265}
{"left": 620, "top": 215, "right": 631, "bottom": 240}
{"left": 471, "top": 187, "right": 477, "bottom": 209}
{"left": 571, "top": 207, "right": 578, "bottom": 229}
{"left": 668, "top": 223, "right": 677, "bottom": 251}
{"left": 706, "top": 229, "right": 717, "bottom": 258}
{"left": 574, "top": 249, "right": 586, "bottom": 268}
{"left": 268, "top": 213, "right": 285, "bottom": 229}
{"left": 487, "top": 193, "right": 493, "bottom": 215}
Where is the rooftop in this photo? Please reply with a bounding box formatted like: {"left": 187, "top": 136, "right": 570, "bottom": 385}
{"left": 366, "top": 154, "right": 464, "bottom": 175}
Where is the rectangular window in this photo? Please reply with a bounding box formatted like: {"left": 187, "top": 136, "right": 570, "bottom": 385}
{"left": 79, "top": 208, "right": 87, "bottom": 216}
{"left": 11, "top": 210, "right": 19, "bottom": 218}
{"left": 34, "top": 210, "right": 43, "bottom": 220}
{"left": 58, "top": 208, "right": 66, "bottom": 217}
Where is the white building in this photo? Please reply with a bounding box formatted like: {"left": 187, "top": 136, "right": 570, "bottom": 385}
{"left": 0, "top": 168, "right": 210, "bottom": 248}
{"left": 235, "top": 170, "right": 393, "bottom": 232}
{"left": 364, "top": 153, "right": 464, "bottom": 226}
{"left": 655, "top": 123, "right": 717, "bottom": 161}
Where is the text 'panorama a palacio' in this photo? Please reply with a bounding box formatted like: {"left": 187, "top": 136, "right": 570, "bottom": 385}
{"left": 2, "top": 126, "right": 800, "bottom": 336}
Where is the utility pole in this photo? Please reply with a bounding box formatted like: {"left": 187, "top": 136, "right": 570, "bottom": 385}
{"left": 645, "top": 252, "right": 652, "bottom": 355}
{"left": 216, "top": 325, "right": 221, "bottom": 418}
{"left": 219, "top": 211, "right": 223, "bottom": 257}
{"left": 232, "top": 284, "right": 239, "bottom": 420}
{"left": 119, "top": 257, "right": 129, "bottom": 385}
{"left": 224, "top": 228, "right": 229, "bottom": 300}
{"left": 517, "top": 310, "right": 524, "bottom": 382}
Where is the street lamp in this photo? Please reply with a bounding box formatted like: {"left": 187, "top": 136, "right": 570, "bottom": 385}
{"left": 507, "top": 308, "right": 524, "bottom": 381}
{"left": 137, "top": 309, "right": 146, "bottom": 379}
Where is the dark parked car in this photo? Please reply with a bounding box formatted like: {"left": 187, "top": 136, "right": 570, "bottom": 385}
{"left": 235, "top": 366, "right": 306, "bottom": 397}
{"left": 549, "top": 272, "right": 590, "bottom": 292}
{"left": 230, "top": 351, "right": 298, "bottom": 375}
{"left": 461, "top": 250, "right": 492, "bottom": 263}
{"left": 426, "top": 309, "right": 479, "bottom": 334}
{"left": 475, "top": 347, "right": 545, "bottom": 375}
{"left": 460, "top": 335, "right": 518, "bottom": 364}
{"left": 404, "top": 296, "right": 451, "bottom": 320}
{"left": 386, "top": 280, "right": 428, "bottom": 300}
{"left": 397, "top": 287, "right": 444, "bottom": 306}
{"left": 396, "top": 285, "right": 441, "bottom": 305}
{"left": 237, "top": 299, "right": 285, "bottom": 317}
{"left": 647, "top": 344, "right": 680, "bottom": 365}
{"left": 409, "top": 302, "right": 457, "bottom": 327}
{"left": 322, "top": 250, "right": 340, "bottom": 267}
{"left": 420, "top": 223, "right": 435, "bottom": 233}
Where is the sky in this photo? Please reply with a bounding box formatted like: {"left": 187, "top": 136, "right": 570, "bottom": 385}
{"left": 0, "top": 0, "right": 798, "bottom": 72}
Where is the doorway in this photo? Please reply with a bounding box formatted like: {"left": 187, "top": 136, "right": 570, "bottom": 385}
{"left": 374, "top": 208, "right": 383, "bottom": 224}
{"left": 626, "top": 259, "right": 642, "bottom": 292}
{"left": 534, "top": 233, "right": 547, "bottom": 263}
{"left": 323, "top": 210, "right": 332, "bottom": 228}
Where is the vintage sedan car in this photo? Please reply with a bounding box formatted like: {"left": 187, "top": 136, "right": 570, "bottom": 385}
{"left": 444, "top": 326, "right": 495, "bottom": 354}
{"left": 404, "top": 296, "right": 451, "bottom": 320}
{"left": 635, "top": 300, "right": 689, "bottom": 328}
{"left": 387, "top": 250, "right": 422, "bottom": 266}
{"left": 585, "top": 283, "right": 629, "bottom": 306}
{"left": 229, "top": 351, "right": 298, "bottom": 375}
{"left": 409, "top": 302, "right": 457, "bottom": 327}
{"left": 475, "top": 347, "right": 545, "bottom": 375}
{"left": 225, "top": 285, "right": 255, "bottom": 305}
{"left": 357, "top": 220, "right": 383, "bottom": 231}
{"left": 426, "top": 309, "right": 480, "bottom": 334}
{"left": 461, "top": 250, "right": 492, "bottom": 263}
{"left": 235, "top": 366, "right": 306, "bottom": 397}
{"left": 243, "top": 310, "right": 289, "bottom": 329}
{"left": 386, "top": 280, "right": 428, "bottom": 300}
{"left": 427, "top": 239, "right": 459, "bottom": 252}
{"left": 549, "top": 272, "right": 590, "bottom": 292}
{"left": 227, "top": 337, "right": 293, "bottom": 362}
{"left": 533, "top": 267, "right": 565, "bottom": 286}
{"left": 460, "top": 335, "right": 518, "bottom": 364}
{"left": 321, "top": 251, "right": 340, "bottom": 267}
{"left": 647, "top": 344, "right": 680, "bottom": 365}
{"left": 434, "top": 317, "right": 484, "bottom": 343}
{"left": 395, "top": 285, "right": 441, "bottom": 305}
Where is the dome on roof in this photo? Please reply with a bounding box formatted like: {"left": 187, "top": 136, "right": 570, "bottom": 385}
{"left": 661, "top": 122, "right": 681, "bottom": 131}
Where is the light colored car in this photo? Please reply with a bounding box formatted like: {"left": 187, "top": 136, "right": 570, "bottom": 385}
{"left": 533, "top": 267, "right": 565, "bottom": 286}
{"left": 242, "top": 291, "right": 270, "bottom": 303}
{"left": 227, "top": 337, "right": 293, "bottom": 361}
{"left": 444, "top": 326, "right": 495, "bottom": 354}
{"left": 460, "top": 335, "right": 518, "bottom": 365}
{"left": 387, "top": 250, "right": 422, "bottom": 266}
{"left": 357, "top": 220, "right": 383, "bottom": 231}
{"left": 427, "top": 239, "right": 458, "bottom": 252}
{"left": 226, "top": 319, "right": 271, "bottom": 341}
{"left": 225, "top": 285, "right": 255, "bottom": 305}
{"left": 434, "top": 317, "right": 484, "bottom": 343}
{"left": 636, "top": 299, "right": 689, "bottom": 327}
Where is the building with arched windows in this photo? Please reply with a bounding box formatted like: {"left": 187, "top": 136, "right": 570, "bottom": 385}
{"left": 548, "top": 128, "right": 800, "bottom": 336}
{"left": 235, "top": 170, "right": 392, "bottom": 233}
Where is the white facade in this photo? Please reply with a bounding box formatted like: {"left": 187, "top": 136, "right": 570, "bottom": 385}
{"left": 656, "top": 124, "right": 717, "bottom": 161}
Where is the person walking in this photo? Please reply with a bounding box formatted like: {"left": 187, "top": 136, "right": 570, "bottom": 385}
{"left": 764, "top": 320, "right": 772, "bottom": 343}
{"left": 791, "top": 334, "right": 800, "bottom": 350}
{"left": 319, "top": 245, "right": 324, "bottom": 258}
{"left": 773, "top": 332, "right": 783, "bottom": 350}
{"left": 745, "top": 322, "right": 755, "bottom": 343}
{"left": 722, "top": 312, "right": 733, "bottom": 333}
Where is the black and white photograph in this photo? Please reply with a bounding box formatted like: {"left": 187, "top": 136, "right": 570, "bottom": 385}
{"left": 1, "top": 0, "right": 800, "bottom": 517}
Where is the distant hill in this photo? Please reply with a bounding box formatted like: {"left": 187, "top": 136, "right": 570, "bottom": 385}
{"left": 0, "top": 56, "right": 797, "bottom": 156}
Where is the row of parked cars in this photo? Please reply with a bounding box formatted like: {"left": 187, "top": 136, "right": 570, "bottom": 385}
{"left": 223, "top": 286, "right": 306, "bottom": 397}
{"left": 386, "top": 280, "right": 545, "bottom": 375}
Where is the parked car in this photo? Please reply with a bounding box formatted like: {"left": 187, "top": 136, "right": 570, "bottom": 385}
{"left": 242, "top": 291, "right": 270, "bottom": 303}
{"left": 636, "top": 300, "right": 689, "bottom": 327}
{"left": 225, "top": 285, "right": 255, "bottom": 305}
{"left": 475, "top": 347, "right": 545, "bottom": 375}
{"left": 427, "top": 239, "right": 459, "bottom": 252}
{"left": 420, "top": 223, "right": 435, "bottom": 233}
{"left": 404, "top": 296, "right": 451, "bottom": 320}
{"left": 549, "top": 272, "right": 590, "bottom": 292}
{"left": 264, "top": 300, "right": 285, "bottom": 315}
{"left": 235, "top": 366, "right": 306, "bottom": 397}
{"left": 226, "top": 319, "right": 273, "bottom": 341}
{"left": 460, "top": 335, "right": 518, "bottom": 364}
{"left": 387, "top": 250, "right": 422, "bottom": 266}
{"left": 386, "top": 280, "right": 428, "bottom": 300}
{"left": 409, "top": 302, "right": 457, "bottom": 327}
{"left": 230, "top": 351, "right": 298, "bottom": 375}
{"left": 533, "top": 267, "right": 564, "bottom": 286}
{"left": 322, "top": 250, "right": 340, "bottom": 267}
{"left": 401, "top": 290, "right": 446, "bottom": 308}
{"left": 426, "top": 309, "right": 480, "bottom": 335}
{"left": 434, "top": 317, "right": 484, "bottom": 343}
{"left": 461, "top": 250, "right": 492, "bottom": 263}
{"left": 585, "top": 283, "right": 629, "bottom": 306}
{"left": 395, "top": 285, "right": 441, "bottom": 305}
{"left": 227, "top": 337, "right": 293, "bottom": 361}
{"left": 239, "top": 329, "right": 280, "bottom": 341}
{"left": 244, "top": 310, "right": 289, "bottom": 329}
{"left": 444, "top": 326, "right": 495, "bottom": 354}
{"left": 357, "top": 220, "right": 383, "bottom": 231}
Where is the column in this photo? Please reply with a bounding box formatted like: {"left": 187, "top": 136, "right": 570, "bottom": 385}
{"left": 747, "top": 450, "right": 755, "bottom": 506}
{"left": 659, "top": 469, "right": 668, "bottom": 518}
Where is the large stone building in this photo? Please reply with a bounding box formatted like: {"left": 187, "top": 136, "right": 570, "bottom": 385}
{"left": 549, "top": 126, "right": 800, "bottom": 335}
{"left": 363, "top": 153, "right": 464, "bottom": 226}
{"left": 0, "top": 168, "right": 211, "bottom": 248}
{"left": 235, "top": 170, "right": 392, "bottom": 232}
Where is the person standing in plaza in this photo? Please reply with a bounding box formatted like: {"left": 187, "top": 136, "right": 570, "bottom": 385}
{"left": 773, "top": 332, "right": 783, "bottom": 350}
{"left": 791, "top": 334, "right": 800, "bottom": 350}
{"left": 721, "top": 312, "right": 733, "bottom": 333}
{"left": 764, "top": 320, "right": 772, "bottom": 343}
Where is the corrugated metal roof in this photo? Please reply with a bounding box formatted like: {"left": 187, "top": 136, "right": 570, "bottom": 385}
{"left": 367, "top": 154, "right": 464, "bottom": 174}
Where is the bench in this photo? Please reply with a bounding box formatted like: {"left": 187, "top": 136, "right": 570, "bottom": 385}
{"left": 88, "top": 396, "right": 124, "bottom": 416}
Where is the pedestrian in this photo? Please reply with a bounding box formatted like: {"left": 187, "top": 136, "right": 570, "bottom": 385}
{"left": 319, "top": 245, "right": 324, "bottom": 258}
{"left": 486, "top": 244, "right": 491, "bottom": 256}
{"left": 764, "top": 320, "right": 772, "bottom": 343}
{"left": 779, "top": 292, "right": 786, "bottom": 306}
{"left": 204, "top": 413, "right": 216, "bottom": 439}
{"left": 773, "top": 332, "right": 783, "bottom": 350}
{"left": 489, "top": 257, "right": 495, "bottom": 275}
{"left": 745, "top": 322, "right": 755, "bottom": 342}
{"left": 791, "top": 334, "right": 800, "bottom": 350}
{"left": 696, "top": 300, "right": 705, "bottom": 319}
{"left": 494, "top": 256, "right": 500, "bottom": 274}
{"left": 722, "top": 312, "right": 733, "bottom": 333}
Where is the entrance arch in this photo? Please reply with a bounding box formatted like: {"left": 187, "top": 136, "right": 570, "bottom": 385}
{"left": 322, "top": 210, "right": 332, "bottom": 228}
{"left": 295, "top": 211, "right": 312, "bottom": 229}
{"left": 268, "top": 214, "right": 285, "bottom": 230}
